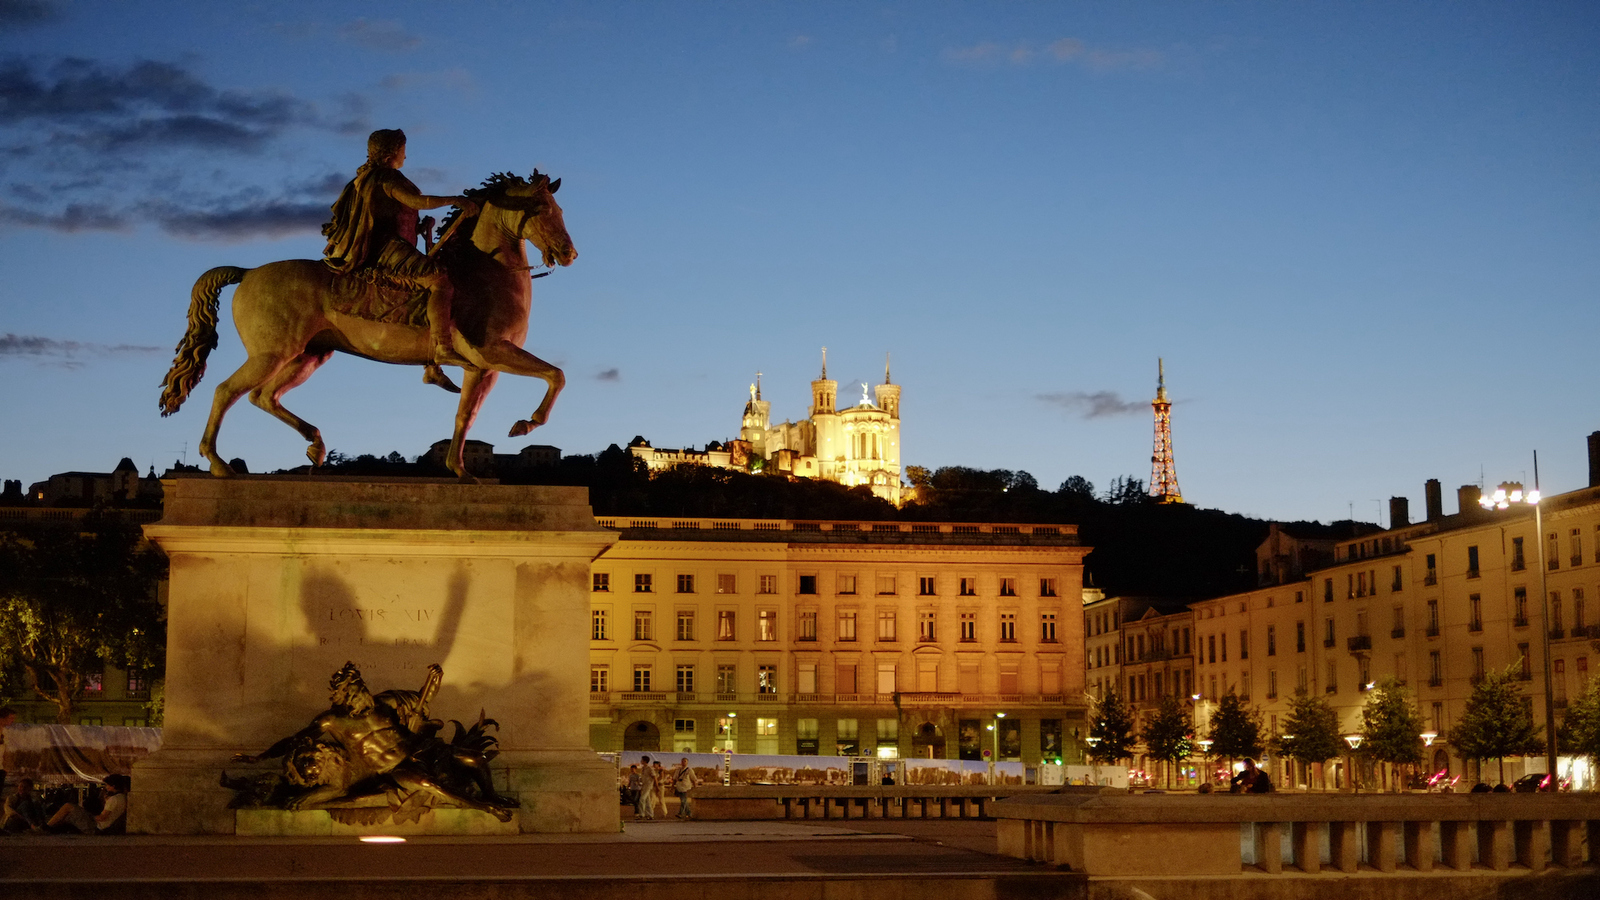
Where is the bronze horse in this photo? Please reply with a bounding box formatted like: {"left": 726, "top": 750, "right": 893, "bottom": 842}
{"left": 158, "top": 171, "right": 573, "bottom": 478}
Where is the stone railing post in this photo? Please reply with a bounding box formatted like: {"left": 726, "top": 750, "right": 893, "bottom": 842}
{"left": 1439, "top": 820, "right": 1473, "bottom": 871}
{"left": 1328, "top": 821, "right": 1360, "bottom": 873}
{"left": 1403, "top": 820, "right": 1436, "bottom": 872}
{"left": 1254, "top": 822, "right": 1284, "bottom": 874}
{"left": 1366, "top": 820, "right": 1398, "bottom": 872}
{"left": 1478, "top": 820, "right": 1511, "bottom": 871}
{"left": 1291, "top": 821, "right": 1323, "bottom": 874}
{"left": 1551, "top": 820, "right": 1583, "bottom": 868}
{"left": 1513, "top": 819, "right": 1549, "bottom": 872}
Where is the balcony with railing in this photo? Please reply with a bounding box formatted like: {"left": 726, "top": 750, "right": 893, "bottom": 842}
{"left": 1426, "top": 624, "right": 1441, "bottom": 638}
{"left": 1390, "top": 626, "right": 1405, "bottom": 639}
{"left": 1346, "top": 635, "right": 1372, "bottom": 654}
{"left": 1423, "top": 571, "right": 1438, "bottom": 586}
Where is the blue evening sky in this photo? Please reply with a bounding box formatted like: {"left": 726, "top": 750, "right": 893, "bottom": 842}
{"left": 1, "top": 1, "right": 1596, "bottom": 524}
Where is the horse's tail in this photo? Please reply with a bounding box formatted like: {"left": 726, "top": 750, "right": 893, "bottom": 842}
{"left": 158, "top": 265, "right": 247, "bottom": 416}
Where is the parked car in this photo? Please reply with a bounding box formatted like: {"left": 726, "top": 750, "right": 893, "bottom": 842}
{"left": 1511, "top": 773, "right": 1553, "bottom": 792}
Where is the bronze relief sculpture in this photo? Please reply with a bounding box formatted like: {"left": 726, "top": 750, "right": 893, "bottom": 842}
{"left": 223, "top": 663, "right": 518, "bottom": 825}
{"left": 157, "top": 129, "right": 576, "bottom": 479}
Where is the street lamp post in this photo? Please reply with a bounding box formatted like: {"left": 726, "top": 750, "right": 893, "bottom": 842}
{"left": 1479, "top": 461, "right": 1559, "bottom": 783}
{"left": 1344, "top": 734, "right": 1363, "bottom": 793}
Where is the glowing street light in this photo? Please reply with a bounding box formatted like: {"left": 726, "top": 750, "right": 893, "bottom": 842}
{"left": 1421, "top": 731, "right": 1438, "bottom": 748}
{"left": 1344, "top": 734, "right": 1363, "bottom": 793}
{"left": 1479, "top": 456, "right": 1559, "bottom": 783}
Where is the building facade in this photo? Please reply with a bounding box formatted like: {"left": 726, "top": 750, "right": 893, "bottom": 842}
{"left": 588, "top": 517, "right": 1088, "bottom": 764}
{"left": 630, "top": 354, "right": 905, "bottom": 505}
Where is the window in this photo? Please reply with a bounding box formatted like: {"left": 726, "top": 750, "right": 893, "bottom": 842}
{"left": 999, "top": 612, "right": 1017, "bottom": 642}
{"left": 1548, "top": 532, "right": 1560, "bottom": 570}
{"left": 757, "top": 609, "right": 777, "bottom": 641}
{"left": 1296, "top": 621, "right": 1306, "bottom": 653}
{"left": 758, "top": 665, "right": 777, "bottom": 694}
{"left": 918, "top": 610, "right": 937, "bottom": 642}
{"left": 876, "top": 662, "right": 897, "bottom": 694}
{"left": 716, "top": 716, "right": 737, "bottom": 752}
{"left": 999, "top": 577, "right": 1017, "bottom": 597}
{"left": 1424, "top": 553, "right": 1437, "bottom": 584}
{"left": 876, "top": 718, "right": 899, "bottom": 756}
{"left": 1575, "top": 588, "right": 1587, "bottom": 630}
{"left": 717, "top": 573, "right": 737, "bottom": 594}
{"left": 759, "top": 574, "right": 778, "bottom": 594}
{"left": 1431, "top": 701, "right": 1444, "bottom": 733}
{"left": 1581, "top": 529, "right": 1591, "bottom": 567}
{"left": 1040, "top": 578, "right": 1058, "bottom": 597}
{"left": 592, "top": 573, "right": 610, "bottom": 592}
{"left": 959, "top": 577, "right": 977, "bottom": 596}
{"left": 1324, "top": 618, "right": 1335, "bottom": 648}
{"left": 634, "top": 609, "right": 653, "bottom": 642}
{"left": 918, "top": 576, "right": 936, "bottom": 596}
{"left": 1514, "top": 588, "right": 1529, "bottom": 626}
{"left": 798, "top": 663, "right": 818, "bottom": 694}
{"left": 1183, "top": 628, "right": 1191, "bottom": 655}
{"left": 836, "top": 664, "right": 858, "bottom": 694}
{"left": 1325, "top": 659, "right": 1338, "bottom": 693}
{"left": 1267, "top": 625, "right": 1276, "bottom": 656}
{"left": 632, "top": 664, "right": 652, "bottom": 692}
{"left": 590, "top": 666, "right": 608, "bottom": 693}
{"left": 1239, "top": 629, "right": 1248, "bottom": 660}
{"left": 1041, "top": 612, "right": 1057, "bottom": 642}
{"left": 1427, "top": 599, "right": 1440, "bottom": 636}
{"left": 1392, "top": 605, "right": 1405, "bottom": 638}
{"left": 676, "top": 665, "right": 695, "bottom": 693}
{"left": 125, "top": 668, "right": 148, "bottom": 698}
{"left": 716, "top": 664, "right": 737, "bottom": 694}
{"left": 960, "top": 612, "right": 976, "bottom": 642}
{"left": 876, "top": 574, "right": 896, "bottom": 595}
{"left": 1553, "top": 592, "right": 1564, "bottom": 634}
{"left": 798, "top": 610, "right": 817, "bottom": 641}
{"left": 592, "top": 609, "right": 608, "bottom": 641}
{"left": 1222, "top": 632, "right": 1228, "bottom": 662}
{"left": 1518, "top": 643, "right": 1531, "bottom": 679}
{"left": 1267, "top": 669, "right": 1278, "bottom": 699}
{"left": 877, "top": 609, "right": 898, "bottom": 641}
{"left": 1429, "top": 650, "right": 1443, "bottom": 686}
{"left": 838, "top": 574, "right": 857, "bottom": 595}
{"left": 1512, "top": 537, "right": 1526, "bottom": 571}
{"left": 836, "top": 718, "right": 859, "bottom": 755}
{"left": 1395, "top": 652, "right": 1408, "bottom": 686}
{"left": 1471, "top": 647, "right": 1485, "bottom": 681}
{"left": 838, "top": 611, "right": 857, "bottom": 641}
{"left": 798, "top": 574, "right": 818, "bottom": 595}
{"left": 675, "top": 718, "right": 696, "bottom": 747}
{"left": 1323, "top": 578, "right": 1333, "bottom": 602}
{"left": 1208, "top": 634, "right": 1216, "bottom": 663}
{"left": 635, "top": 573, "right": 653, "bottom": 593}
{"left": 677, "top": 574, "right": 695, "bottom": 593}
{"left": 676, "top": 610, "right": 695, "bottom": 641}
{"left": 756, "top": 717, "right": 779, "bottom": 753}
{"left": 717, "top": 610, "right": 736, "bottom": 640}
{"left": 1392, "top": 564, "right": 1403, "bottom": 592}
{"left": 1467, "top": 545, "right": 1480, "bottom": 578}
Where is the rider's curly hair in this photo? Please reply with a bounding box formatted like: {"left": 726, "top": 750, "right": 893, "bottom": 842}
{"left": 366, "top": 129, "right": 407, "bottom": 167}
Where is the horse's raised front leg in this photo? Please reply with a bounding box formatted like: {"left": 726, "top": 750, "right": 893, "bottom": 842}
{"left": 446, "top": 367, "right": 498, "bottom": 481}
{"left": 200, "top": 353, "right": 293, "bottom": 477}
{"left": 472, "top": 339, "right": 565, "bottom": 437}
{"left": 248, "top": 350, "right": 334, "bottom": 468}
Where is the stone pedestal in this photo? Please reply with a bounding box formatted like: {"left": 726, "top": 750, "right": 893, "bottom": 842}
{"left": 129, "top": 476, "right": 618, "bottom": 834}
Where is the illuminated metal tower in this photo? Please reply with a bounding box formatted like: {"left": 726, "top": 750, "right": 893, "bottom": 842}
{"left": 1149, "top": 358, "right": 1183, "bottom": 504}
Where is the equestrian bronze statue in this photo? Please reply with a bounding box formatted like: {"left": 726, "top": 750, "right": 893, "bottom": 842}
{"left": 157, "top": 163, "right": 574, "bottom": 479}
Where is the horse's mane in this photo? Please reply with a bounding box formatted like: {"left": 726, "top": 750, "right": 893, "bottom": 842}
{"left": 433, "top": 171, "right": 547, "bottom": 243}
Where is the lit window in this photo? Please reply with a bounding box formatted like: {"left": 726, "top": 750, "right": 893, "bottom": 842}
{"left": 592, "top": 573, "right": 610, "bottom": 592}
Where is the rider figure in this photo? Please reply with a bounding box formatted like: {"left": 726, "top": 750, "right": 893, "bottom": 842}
{"left": 322, "top": 129, "right": 479, "bottom": 388}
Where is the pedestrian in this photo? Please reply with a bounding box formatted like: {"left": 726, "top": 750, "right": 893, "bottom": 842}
{"left": 673, "top": 758, "right": 701, "bottom": 819}
{"left": 623, "top": 764, "right": 641, "bottom": 811}
{"left": 635, "top": 755, "right": 656, "bottom": 819}
{"left": 651, "top": 761, "right": 670, "bottom": 818}
{"left": 3, "top": 777, "right": 46, "bottom": 833}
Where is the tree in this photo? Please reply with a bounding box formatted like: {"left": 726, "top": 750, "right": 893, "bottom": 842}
{"left": 1058, "top": 475, "right": 1095, "bottom": 499}
{"left": 1139, "top": 695, "right": 1193, "bottom": 788}
{"left": 1088, "top": 691, "right": 1137, "bottom": 764}
{"left": 1451, "top": 667, "right": 1545, "bottom": 784}
{"left": 0, "top": 514, "right": 167, "bottom": 723}
{"left": 1207, "top": 691, "right": 1264, "bottom": 765}
{"left": 1360, "top": 678, "right": 1426, "bottom": 790}
{"left": 1102, "top": 476, "right": 1151, "bottom": 506}
{"left": 1558, "top": 677, "right": 1600, "bottom": 772}
{"left": 1278, "top": 690, "right": 1344, "bottom": 788}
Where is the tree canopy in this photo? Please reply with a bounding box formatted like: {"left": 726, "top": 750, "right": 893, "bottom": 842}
{"left": 1088, "top": 691, "right": 1137, "bottom": 764}
{"left": 1451, "top": 667, "right": 1545, "bottom": 782}
{"left": 1207, "top": 691, "right": 1264, "bottom": 761}
{"left": 0, "top": 514, "right": 167, "bottom": 723}
{"left": 1139, "top": 695, "right": 1194, "bottom": 786}
{"left": 1557, "top": 677, "right": 1600, "bottom": 770}
{"left": 1360, "top": 678, "right": 1426, "bottom": 768}
{"left": 1278, "top": 689, "right": 1345, "bottom": 766}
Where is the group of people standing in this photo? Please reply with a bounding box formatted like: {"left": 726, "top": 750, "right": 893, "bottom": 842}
{"left": 623, "top": 756, "right": 701, "bottom": 820}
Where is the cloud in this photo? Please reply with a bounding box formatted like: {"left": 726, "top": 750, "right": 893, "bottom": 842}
{"left": 339, "top": 18, "right": 422, "bottom": 52}
{"left": 0, "top": 56, "right": 371, "bottom": 239}
{"left": 945, "top": 37, "right": 1162, "bottom": 71}
{"left": 1036, "top": 390, "right": 1147, "bottom": 419}
{"left": 0, "top": 0, "right": 57, "bottom": 27}
{"left": 596, "top": 368, "right": 620, "bottom": 382}
{"left": 0, "top": 333, "right": 162, "bottom": 360}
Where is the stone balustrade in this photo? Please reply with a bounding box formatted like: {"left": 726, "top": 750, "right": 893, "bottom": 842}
{"left": 992, "top": 790, "right": 1600, "bottom": 877}
{"left": 689, "top": 784, "right": 1072, "bottom": 821}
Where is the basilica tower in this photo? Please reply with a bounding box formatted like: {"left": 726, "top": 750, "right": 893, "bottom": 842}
{"left": 873, "top": 354, "right": 902, "bottom": 471}
{"left": 811, "top": 347, "right": 842, "bottom": 472}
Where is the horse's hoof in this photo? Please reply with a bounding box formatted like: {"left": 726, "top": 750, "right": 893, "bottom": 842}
{"left": 209, "top": 462, "right": 235, "bottom": 478}
{"left": 508, "top": 420, "right": 533, "bottom": 437}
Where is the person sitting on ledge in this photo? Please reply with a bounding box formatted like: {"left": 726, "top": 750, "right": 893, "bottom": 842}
{"left": 1229, "top": 757, "right": 1273, "bottom": 793}
{"left": 47, "top": 775, "right": 129, "bottom": 835}
{"left": 2, "top": 777, "right": 47, "bottom": 833}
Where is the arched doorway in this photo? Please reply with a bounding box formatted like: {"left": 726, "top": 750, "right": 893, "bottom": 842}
{"left": 623, "top": 720, "right": 660, "bottom": 751}
{"left": 911, "top": 722, "right": 945, "bottom": 758}
{"left": 1431, "top": 748, "right": 1450, "bottom": 778}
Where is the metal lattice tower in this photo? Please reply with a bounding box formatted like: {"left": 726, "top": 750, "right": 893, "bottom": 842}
{"left": 1149, "top": 358, "right": 1184, "bottom": 504}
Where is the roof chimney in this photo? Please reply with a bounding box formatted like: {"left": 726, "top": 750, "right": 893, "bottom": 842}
{"left": 1589, "top": 431, "right": 1600, "bottom": 488}
{"left": 1389, "top": 497, "right": 1410, "bottom": 529}
{"left": 1458, "top": 484, "right": 1481, "bottom": 515}
{"left": 1425, "top": 479, "right": 1443, "bottom": 521}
